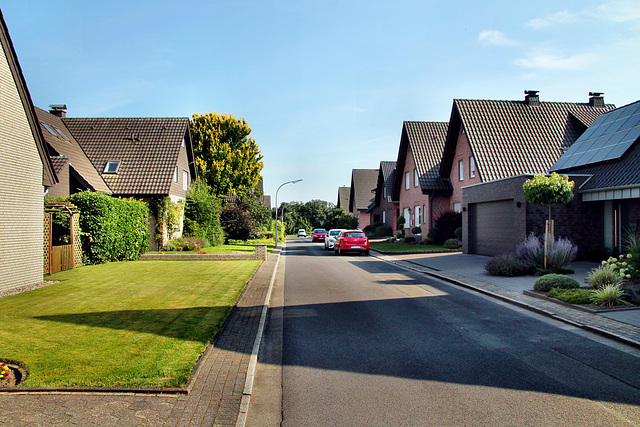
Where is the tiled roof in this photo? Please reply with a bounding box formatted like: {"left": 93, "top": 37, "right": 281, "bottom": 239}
{"left": 337, "top": 186, "right": 350, "bottom": 209}
{"left": 442, "top": 98, "right": 615, "bottom": 182}
{"left": 36, "top": 108, "right": 111, "bottom": 194}
{"left": 63, "top": 117, "right": 190, "bottom": 196}
{"left": 404, "top": 121, "right": 450, "bottom": 191}
{"left": 380, "top": 161, "right": 396, "bottom": 197}
{"left": 350, "top": 169, "right": 378, "bottom": 211}
{"left": 50, "top": 156, "right": 69, "bottom": 174}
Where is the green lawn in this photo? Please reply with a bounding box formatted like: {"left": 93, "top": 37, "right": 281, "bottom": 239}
{"left": 0, "top": 259, "right": 260, "bottom": 388}
{"left": 370, "top": 242, "right": 453, "bottom": 253}
{"left": 153, "top": 240, "right": 275, "bottom": 255}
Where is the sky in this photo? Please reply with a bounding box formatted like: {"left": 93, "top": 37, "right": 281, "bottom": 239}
{"left": 2, "top": 0, "right": 640, "bottom": 205}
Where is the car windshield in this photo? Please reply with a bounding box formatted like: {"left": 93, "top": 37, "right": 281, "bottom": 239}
{"left": 314, "top": 229, "right": 326, "bottom": 234}
{"left": 329, "top": 230, "right": 341, "bottom": 236}
{"left": 344, "top": 232, "right": 366, "bottom": 238}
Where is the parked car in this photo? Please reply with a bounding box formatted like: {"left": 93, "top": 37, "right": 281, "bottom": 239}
{"left": 297, "top": 229, "right": 307, "bottom": 237}
{"left": 334, "top": 230, "right": 370, "bottom": 256}
{"left": 324, "top": 228, "right": 346, "bottom": 250}
{"left": 311, "top": 228, "right": 327, "bottom": 242}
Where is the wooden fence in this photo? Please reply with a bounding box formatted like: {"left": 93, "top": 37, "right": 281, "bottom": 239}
{"left": 50, "top": 244, "right": 74, "bottom": 274}
{"left": 44, "top": 202, "right": 82, "bottom": 275}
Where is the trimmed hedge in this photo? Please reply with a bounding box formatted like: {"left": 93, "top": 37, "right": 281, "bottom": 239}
{"left": 533, "top": 274, "right": 580, "bottom": 292}
{"left": 68, "top": 192, "right": 150, "bottom": 264}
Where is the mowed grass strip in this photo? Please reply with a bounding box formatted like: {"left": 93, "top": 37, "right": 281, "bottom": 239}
{"left": 0, "top": 260, "right": 260, "bottom": 388}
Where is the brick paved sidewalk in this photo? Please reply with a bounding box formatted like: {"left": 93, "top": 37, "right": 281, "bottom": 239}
{"left": 378, "top": 254, "right": 640, "bottom": 349}
{"left": 0, "top": 250, "right": 280, "bottom": 427}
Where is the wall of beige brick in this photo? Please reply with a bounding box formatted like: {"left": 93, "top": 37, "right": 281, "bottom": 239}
{"left": 0, "top": 46, "right": 45, "bottom": 293}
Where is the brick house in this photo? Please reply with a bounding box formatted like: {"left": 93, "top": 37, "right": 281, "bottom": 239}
{"left": 459, "top": 92, "right": 619, "bottom": 256}
{"left": 348, "top": 169, "right": 378, "bottom": 230}
{"left": 439, "top": 91, "right": 614, "bottom": 222}
{"left": 391, "top": 121, "right": 449, "bottom": 236}
{"left": 0, "top": 11, "right": 58, "bottom": 293}
{"left": 62, "top": 117, "right": 197, "bottom": 250}
{"left": 35, "top": 106, "right": 111, "bottom": 197}
{"left": 367, "top": 161, "right": 397, "bottom": 232}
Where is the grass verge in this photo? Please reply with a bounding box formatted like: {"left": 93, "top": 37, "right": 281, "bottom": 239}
{"left": 370, "top": 242, "right": 451, "bottom": 253}
{"left": 0, "top": 259, "right": 260, "bottom": 388}
{"left": 152, "top": 241, "right": 275, "bottom": 255}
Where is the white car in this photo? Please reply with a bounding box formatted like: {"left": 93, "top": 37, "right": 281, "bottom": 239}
{"left": 297, "top": 229, "right": 307, "bottom": 237}
{"left": 324, "top": 228, "right": 346, "bottom": 250}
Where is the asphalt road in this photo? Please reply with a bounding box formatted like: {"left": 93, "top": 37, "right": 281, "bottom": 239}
{"left": 247, "top": 238, "right": 640, "bottom": 426}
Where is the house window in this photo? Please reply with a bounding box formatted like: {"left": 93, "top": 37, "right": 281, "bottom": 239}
{"left": 403, "top": 207, "right": 411, "bottom": 228}
{"left": 414, "top": 169, "right": 419, "bottom": 187}
{"left": 454, "top": 202, "right": 461, "bottom": 213}
{"left": 415, "top": 206, "right": 421, "bottom": 226}
{"left": 104, "top": 161, "right": 120, "bottom": 174}
{"left": 470, "top": 156, "right": 476, "bottom": 179}
{"left": 405, "top": 172, "right": 410, "bottom": 190}
{"left": 173, "top": 166, "right": 178, "bottom": 183}
{"left": 181, "top": 138, "right": 185, "bottom": 148}
{"left": 183, "top": 170, "right": 189, "bottom": 191}
{"left": 382, "top": 210, "right": 386, "bottom": 224}
{"left": 458, "top": 159, "right": 464, "bottom": 181}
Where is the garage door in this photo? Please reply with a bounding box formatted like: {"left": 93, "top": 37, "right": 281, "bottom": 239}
{"left": 469, "top": 200, "right": 515, "bottom": 257}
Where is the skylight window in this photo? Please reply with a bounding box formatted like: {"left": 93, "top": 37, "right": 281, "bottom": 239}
{"left": 39, "top": 121, "right": 56, "bottom": 136}
{"left": 104, "top": 161, "right": 120, "bottom": 174}
{"left": 52, "top": 125, "right": 69, "bottom": 140}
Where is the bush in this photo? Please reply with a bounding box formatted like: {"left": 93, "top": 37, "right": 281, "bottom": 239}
{"left": 220, "top": 205, "right": 253, "bottom": 242}
{"left": 591, "top": 284, "right": 626, "bottom": 306}
{"left": 405, "top": 236, "right": 416, "bottom": 244}
{"left": 411, "top": 226, "right": 422, "bottom": 235}
{"left": 586, "top": 264, "right": 623, "bottom": 289}
{"left": 534, "top": 274, "right": 580, "bottom": 292}
{"left": 443, "top": 238, "right": 462, "bottom": 249}
{"left": 600, "top": 255, "right": 638, "bottom": 282}
{"left": 485, "top": 254, "right": 535, "bottom": 277}
{"left": 395, "top": 232, "right": 404, "bottom": 240}
{"left": 547, "top": 237, "right": 578, "bottom": 271}
{"left": 183, "top": 178, "right": 224, "bottom": 247}
{"left": 164, "top": 236, "right": 205, "bottom": 252}
{"left": 374, "top": 225, "right": 393, "bottom": 237}
{"left": 515, "top": 233, "right": 545, "bottom": 270}
{"left": 547, "top": 288, "right": 594, "bottom": 304}
{"left": 68, "top": 191, "right": 149, "bottom": 264}
{"left": 454, "top": 227, "right": 462, "bottom": 240}
{"left": 430, "top": 211, "right": 462, "bottom": 245}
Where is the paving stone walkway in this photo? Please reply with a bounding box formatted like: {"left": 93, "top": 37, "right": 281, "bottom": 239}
{"left": 0, "top": 250, "right": 279, "bottom": 427}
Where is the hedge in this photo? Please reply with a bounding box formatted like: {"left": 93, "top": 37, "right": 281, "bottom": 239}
{"left": 68, "top": 192, "right": 150, "bottom": 264}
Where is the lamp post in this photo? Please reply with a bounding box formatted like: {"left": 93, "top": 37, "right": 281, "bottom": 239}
{"left": 275, "top": 179, "right": 302, "bottom": 248}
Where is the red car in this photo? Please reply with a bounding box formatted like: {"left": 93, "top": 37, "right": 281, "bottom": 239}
{"left": 334, "top": 230, "right": 370, "bottom": 255}
{"left": 311, "top": 228, "right": 327, "bottom": 242}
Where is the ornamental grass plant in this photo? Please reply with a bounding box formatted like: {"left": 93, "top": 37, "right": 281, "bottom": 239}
{"left": 0, "top": 260, "right": 260, "bottom": 388}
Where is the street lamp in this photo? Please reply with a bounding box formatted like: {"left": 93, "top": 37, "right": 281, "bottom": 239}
{"left": 275, "top": 179, "right": 302, "bottom": 248}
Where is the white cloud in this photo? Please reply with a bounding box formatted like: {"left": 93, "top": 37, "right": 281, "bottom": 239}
{"left": 513, "top": 49, "right": 597, "bottom": 71}
{"left": 525, "top": 10, "right": 577, "bottom": 29}
{"left": 592, "top": 0, "right": 640, "bottom": 23}
{"left": 478, "top": 30, "right": 517, "bottom": 46}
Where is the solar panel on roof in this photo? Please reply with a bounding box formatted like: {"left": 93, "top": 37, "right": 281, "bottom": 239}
{"left": 551, "top": 101, "right": 640, "bottom": 171}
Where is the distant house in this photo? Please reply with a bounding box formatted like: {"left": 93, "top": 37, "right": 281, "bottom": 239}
{"left": 550, "top": 99, "right": 640, "bottom": 254}
{"left": 349, "top": 169, "right": 378, "bottom": 230}
{"left": 35, "top": 106, "right": 110, "bottom": 197}
{"left": 0, "top": 11, "right": 57, "bottom": 293}
{"left": 367, "top": 161, "right": 397, "bottom": 231}
{"left": 391, "top": 121, "right": 449, "bottom": 235}
{"left": 63, "top": 117, "right": 197, "bottom": 249}
{"left": 460, "top": 92, "right": 617, "bottom": 256}
{"left": 337, "top": 186, "right": 350, "bottom": 212}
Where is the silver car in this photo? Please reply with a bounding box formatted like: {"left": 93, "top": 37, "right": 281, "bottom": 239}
{"left": 324, "top": 228, "right": 346, "bottom": 250}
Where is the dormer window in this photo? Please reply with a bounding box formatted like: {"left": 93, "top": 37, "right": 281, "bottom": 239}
{"left": 104, "top": 161, "right": 120, "bottom": 174}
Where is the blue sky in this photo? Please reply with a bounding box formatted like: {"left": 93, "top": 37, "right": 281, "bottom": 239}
{"left": 3, "top": 0, "right": 640, "bottom": 205}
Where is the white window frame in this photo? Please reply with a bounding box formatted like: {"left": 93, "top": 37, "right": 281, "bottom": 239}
{"left": 183, "top": 170, "right": 188, "bottom": 191}
{"left": 458, "top": 159, "right": 464, "bottom": 181}
{"left": 454, "top": 202, "right": 461, "bottom": 213}
{"left": 405, "top": 172, "right": 410, "bottom": 190}
{"left": 173, "top": 166, "right": 178, "bottom": 183}
{"left": 470, "top": 156, "right": 476, "bottom": 179}
{"left": 415, "top": 205, "right": 421, "bottom": 227}
{"left": 104, "top": 160, "right": 120, "bottom": 174}
{"left": 414, "top": 169, "right": 419, "bottom": 187}
{"left": 403, "top": 207, "right": 411, "bottom": 228}
{"left": 382, "top": 210, "right": 386, "bottom": 224}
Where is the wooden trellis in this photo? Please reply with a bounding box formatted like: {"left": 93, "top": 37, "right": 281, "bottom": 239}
{"left": 44, "top": 202, "right": 82, "bottom": 274}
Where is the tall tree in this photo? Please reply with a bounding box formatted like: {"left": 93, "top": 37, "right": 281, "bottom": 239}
{"left": 190, "top": 112, "right": 264, "bottom": 196}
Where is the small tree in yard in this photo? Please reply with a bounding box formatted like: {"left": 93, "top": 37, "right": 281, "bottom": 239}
{"left": 523, "top": 173, "right": 575, "bottom": 269}
{"left": 220, "top": 205, "right": 253, "bottom": 242}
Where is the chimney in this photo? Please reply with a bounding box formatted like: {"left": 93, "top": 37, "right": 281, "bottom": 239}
{"left": 49, "top": 104, "right": 67, "bottom": 118}
{"left": 589, "top": 92, "right": 605, "bottom": 108}
{"left": 524, "top": 90, "right": 540, "bottom": 106}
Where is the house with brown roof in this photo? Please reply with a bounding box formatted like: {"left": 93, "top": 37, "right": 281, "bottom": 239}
{"left": 0, "top": 10, "right": 57, "bottom": 293}
{"left": 337, "top": 186, "right": 351, "bottom": 212}
{"left": 35, "top": 106, "right": 110, "bottom": 197}
{"left": 367, "top": 161, "right": 397, "bottom": 232}
{"left": 349, "top": 169, "right": 379, "bottom": 230}
{"left": 63, "top": 117, "right": 197, "bottom": 249}
{"left": 458, "top": 91, "right": 615, "bottom": 256}
{"left": 391, "top": 121, "right": 449, "bottom": 236}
